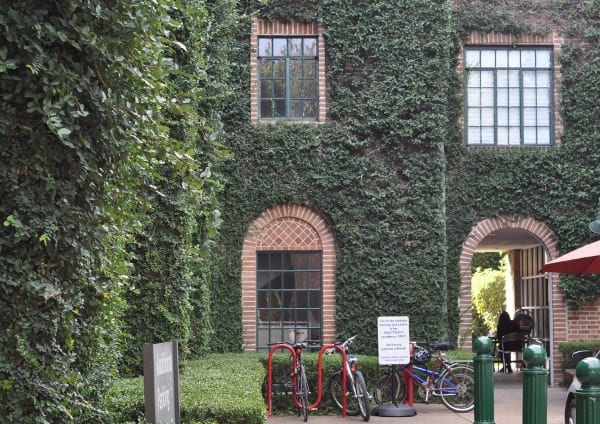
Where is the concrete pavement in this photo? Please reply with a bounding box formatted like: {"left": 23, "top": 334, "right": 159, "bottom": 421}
{"left": 268, "top": 373, "right": 568, "bottom": 424}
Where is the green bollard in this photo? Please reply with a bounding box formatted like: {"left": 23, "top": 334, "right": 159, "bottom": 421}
{"left": 575, "top": 357, "right": 600, "bottom": 424}
{"left": 474, "top": 336, "right": 494, "bottom": 424}
{"left": 522, "top": 344, "right": 547, "bottom": 424}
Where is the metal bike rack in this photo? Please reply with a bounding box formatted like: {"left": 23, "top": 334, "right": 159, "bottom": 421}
{"left": 266, "top": 343, "right": 347, "bottom": 418}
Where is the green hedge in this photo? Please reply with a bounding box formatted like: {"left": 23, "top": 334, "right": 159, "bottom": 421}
{"left": 107, "top": 353, "right": 266, "bottom": 424}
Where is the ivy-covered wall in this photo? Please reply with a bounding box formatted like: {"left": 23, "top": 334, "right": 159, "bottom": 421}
{"left": 209, "top": 0, "right": 600, "bottom": 355}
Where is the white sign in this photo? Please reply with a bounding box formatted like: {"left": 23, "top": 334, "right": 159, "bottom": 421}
{"left": 378, "top": 316, "right": 410, "bottom": 365}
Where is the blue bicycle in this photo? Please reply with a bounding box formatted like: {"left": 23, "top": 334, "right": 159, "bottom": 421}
{"left": 373, "top": 342, "right": 474, "bottom": 413}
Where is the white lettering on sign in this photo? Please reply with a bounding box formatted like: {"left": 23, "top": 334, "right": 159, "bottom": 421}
{"left": 156, "top": 351, "right": 173, "bottom": 377}
{"left": 378, "top": 316, "right": 410, "bottom": 365}
{"left": 157, "top": 385, "right": 171, "bottom": 412}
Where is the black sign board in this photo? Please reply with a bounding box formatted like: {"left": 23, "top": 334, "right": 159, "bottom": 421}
{"left": 143, "top": 341, "right": 180, "bottom": 424}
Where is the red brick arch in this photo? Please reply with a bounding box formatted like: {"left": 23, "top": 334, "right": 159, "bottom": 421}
{"left": 458, "top": 215, "right": 565, "bottom": 382}
{"left": 241, "top": 204, "right": 336, "bottom": 351}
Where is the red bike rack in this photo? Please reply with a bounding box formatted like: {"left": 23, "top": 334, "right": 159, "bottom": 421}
{"left": 403, "top": 342, "right": 415, "bottom": 406}
{"left": 266, "top": 343, "right": 347, "bottom": 418}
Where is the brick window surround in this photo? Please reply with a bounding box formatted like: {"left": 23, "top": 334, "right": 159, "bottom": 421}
{"left": 241, "top": 204, "right": 336, "bottom": 351}
{"left": 459, "top": 31, "right": 563, "bottom": 147}
{"left": 250, "top": 18, "right": 327, "bottom": 123}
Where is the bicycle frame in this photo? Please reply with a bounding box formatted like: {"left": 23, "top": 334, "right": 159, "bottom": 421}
{"left": 400, "top": 357, "right": 468, "bottom": 402}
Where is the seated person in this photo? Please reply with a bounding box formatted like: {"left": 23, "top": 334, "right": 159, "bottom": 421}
{"left": 496, "top": 311, "right": 521, "bottom": 373}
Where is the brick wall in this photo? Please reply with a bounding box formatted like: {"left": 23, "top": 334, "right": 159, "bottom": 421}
{"left": 241, "top": 204, "right": 336, "bottom": 351}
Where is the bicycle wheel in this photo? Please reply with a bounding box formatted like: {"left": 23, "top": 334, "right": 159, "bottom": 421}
{"left": 328, "top": 370, "right": 360, "bottom": 416}
{"left": 373, "top": 369, "right": 406, "bottom": 405}
{"left": 437, "top": 368, "right": 474, "bottom": 412}
{"left": 299, "top": 370, "right": 310, "bottom": 422}
{"left": 353, "top": 370, "right": 371, "bottom": 422}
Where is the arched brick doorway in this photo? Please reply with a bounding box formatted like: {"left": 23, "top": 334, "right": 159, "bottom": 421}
{"left": 459, "top": 216, "right": 564, "bottom": 384}
{"left": 241, "top": 204, "right": 336, "bottom": 351}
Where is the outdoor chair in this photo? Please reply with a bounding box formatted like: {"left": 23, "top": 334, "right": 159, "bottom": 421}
{"left": 497, "top": 332, "right": 525, "bottom": 372}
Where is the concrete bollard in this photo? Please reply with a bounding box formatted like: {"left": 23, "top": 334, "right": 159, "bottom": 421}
{"left": 522, "top": 344, "right": 547, "bottom": 424}
{"left": 474, "top": 336, "right": 494, "bottom": 424}
{"left": 575, "top": 357, "right": 600, "bottom": 424}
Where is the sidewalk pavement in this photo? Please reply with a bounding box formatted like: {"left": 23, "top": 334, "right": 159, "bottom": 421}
{"left": 267, "top": 373, "right": 567, "bottom": 424}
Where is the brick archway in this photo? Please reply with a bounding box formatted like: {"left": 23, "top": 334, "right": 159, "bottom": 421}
{"left": 458, "top": 216, "right": 565, "bottom": 382}
{"left": 241, "top": 204, "right": 336, "bottom": 351}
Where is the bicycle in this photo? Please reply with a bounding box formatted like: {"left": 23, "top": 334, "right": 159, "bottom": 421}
{"left": 264, "top": 339, "right": 321, "bottom": 421}
{"left": 373, "top": 341, "right": 475, "bottom": 413}
{"left": 325, "top": 335, "right": 370, "bottom": 421}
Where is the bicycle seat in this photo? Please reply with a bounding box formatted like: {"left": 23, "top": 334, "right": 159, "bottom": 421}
{"left": 293, "top": 340, "right": 321, "bottom": 349}
{"left": 431, "top": 342, "right": 452, "bottom": 351}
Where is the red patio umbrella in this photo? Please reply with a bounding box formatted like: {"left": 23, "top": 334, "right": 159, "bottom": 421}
{"left": 539, "top": 239, "right": 600, "bottom": 275}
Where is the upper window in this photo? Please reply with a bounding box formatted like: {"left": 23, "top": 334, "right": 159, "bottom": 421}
{"left": 258, "top": 37, "right": 318, "bottom": 120}
{"left": 464, "top": 48, "right": 553, "bottom": 146}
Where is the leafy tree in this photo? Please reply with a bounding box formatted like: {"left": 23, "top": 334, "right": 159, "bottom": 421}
{"left": 471, "top": 256, "right": 508, "bottom": 335}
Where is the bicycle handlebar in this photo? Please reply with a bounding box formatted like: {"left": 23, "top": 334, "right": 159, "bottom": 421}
{"left": 325, "top": 334, "right": 357, "bottom": 355}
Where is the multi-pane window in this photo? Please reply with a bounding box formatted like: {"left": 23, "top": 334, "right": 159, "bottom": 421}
{"left": 256, "top": 251, "right": 322, "bottom": 350}
{"left": 258, "top": 37, "right": 318, "bottom": 120}
{"left": 465, "top": 48, "right": 553, "bottom": 145}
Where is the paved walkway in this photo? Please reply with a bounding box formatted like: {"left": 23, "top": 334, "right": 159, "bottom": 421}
{"left": 268, "top": 373, "right": 567, "bottom": 423}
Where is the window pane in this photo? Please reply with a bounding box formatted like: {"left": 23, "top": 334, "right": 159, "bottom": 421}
{"left": 258, "top": 38, "right": 272, "bottom": 56}
{"left": 304, "top": 38, "right": 317, "bottom": 56}
{"left": 291, "top": 80, "right": 302, "bottom": 97}
{"left": 481, "top": 50, "right": 495, "bottom": 67}
{"left": 536, "top": 50, "right": 551, "bottom": 68}
{"left": 523, "top": 89, "right": 536, "bottom": 106}
{"left": 497, "top": 127, "right": 509, "bottom": 145}
{"left": 289, "top": 59, "right": 302, "bottom": 77}
{"left": 296, "top": 291, "right": 307, "bottom": 308}
{"left": 291, "top": 100, "right": 303, "bottom": 118}
{"left": 497, "top": 107, "right": 508, "bottom": 126}
{"left": 509, "top": 127, "right": 520, "bottom": 145}
{"left": 481, "top": 127, "right": 494, "bottom": 143}
{"left": 467, "top": 71, "right": 480, "bottom": 87}
{"left": 496, "top": 50, "right": 508, "bottom": 67}
{"left": 274, "top": 99, "right": 286, "bottom": 117}
{"left": 521, "top": 50, "right": 536, "bottom": 67}
{"left": 537, "top": 71, "right": 551, "bottom": 87}
{"left": 309, "top": 271, "right": 320, "bottom": 288}
{"left": 537, "top": 88, "right": 550, "bottom": 106}
{"left": 481, "top": 70, "right": 494, "bottom": 87}
{"left": 523, "top": 71, "right": 536, "bottom": 87}
{"left": 465, "top": 50, "right": 480, "bottom": 67}
{"left": 261, "top": 80, "right": 273, "bottom": 98}
{"left": 468, "top": 108, "right": 480, "bottom": 126}
{"left": 273, "top": 38, "right": 287, "bottom": 56}
{"left": 273, "top": 59, "right": 286, "bottom": 78}
{"left": 467, "top": 88, "right": 480, "bottom": 106}
{"left": 538, "top": 127, "right": 550, "bottom": 144}
{"left": 304, "top": 80, "right": 316, "bottom": 97}
{"left": 509, "top": 108, "right": 520, "bottom": 125}
{"left": 468, "top": 127, "right": 481, "bottom": 144}
{"left": 524, "top": 108, "right": 537, "bottom": 125}
{"left": 481, "top": 89, "right": 494, "bottom": 106}
{"left": 524, "top": 127, "right": 537, "bottom": 144}
{"left": 509, "top": 50, "right": 520, "bottom": 68}
{"left": 309, "top": 310, "right": 321, "bottom": 326}
{"left": 509, "top": 89, "right": 520, "bottom": 106}
{"left": 273, "top": 79, "right": 286, "bottom": 98}
{"left": 304, "top": 60, "right": 316, "bottom": 78}
{"left": 257, "top": 272, "right": 269, "bottom": 290}
{"left": 508, "top": 70, "right": 520, "bottom": 87}
{"left": 537, "top": 107, "right": 550, "bottom": 126}
{"left": 289, "top": 38, "right": 302, "bottom": 56}
{"left": 260, "top": 100, "right": 272, "bottom": 117}
{"left": 497, "top": 89, "right": 508, "bottom": 106}
{"left": 481, "top": 108, "right": 494, "bottom": 126}
{"left": 260, "top": 59, "right": 273, "bottom": 76}
{"left": 497, "top": 70, "right": 508, "bottom": 87}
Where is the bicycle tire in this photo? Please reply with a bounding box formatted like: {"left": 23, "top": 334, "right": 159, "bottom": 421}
{"left": 328, "top": 370, "right": 360, "bottom": 416}
{"left": 299, "top": 370, "right": 309, "bottom": 421}
{"left": 437, "top": 368, "right": 474, "bottom": 412}
{"left": 373, "top": 369, "right": 406, "bottom": 405}
{"left": 354, "top": 370, "right": 371, "bottom": 422}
